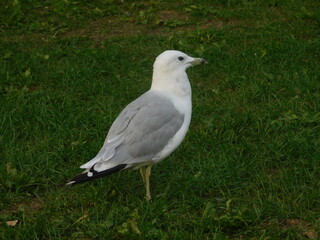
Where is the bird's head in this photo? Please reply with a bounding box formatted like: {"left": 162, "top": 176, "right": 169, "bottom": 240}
{"left": 151, "top": 50, "right": 207, "bottom": 96}
{"left": 153, "top": 50, "right": 207, "bottom": 73}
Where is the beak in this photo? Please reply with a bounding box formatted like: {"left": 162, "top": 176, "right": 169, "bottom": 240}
{"left": 190, "top": 58, "right": 208, "bottom": 66}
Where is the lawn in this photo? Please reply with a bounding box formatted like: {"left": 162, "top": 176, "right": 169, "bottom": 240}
{"left": 1, "top": 0, "right": 320, "bottom": 239}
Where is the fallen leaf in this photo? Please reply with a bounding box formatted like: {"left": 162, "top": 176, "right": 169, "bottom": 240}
{"left": 303, "top": 231, "right": 317, "bottom": 239}
{"left": 286, "top": 218, "right": 300, "bottom": 226}
{"left": 6, "top": 220, "right": 18, "bottom": 227}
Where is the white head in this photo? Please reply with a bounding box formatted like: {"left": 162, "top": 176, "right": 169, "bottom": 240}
{"left": 151, "top": 50, "right": 207, "bottom": 96}
{"left": 153, "top": 50, "right": 207, "bottom": 74}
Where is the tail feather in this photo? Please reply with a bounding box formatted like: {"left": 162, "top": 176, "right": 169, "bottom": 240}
{"left": 60, "top": 164, "right": 127, "bottom": 186}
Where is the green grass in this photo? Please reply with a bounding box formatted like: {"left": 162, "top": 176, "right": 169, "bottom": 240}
{"left": 1, "top": 0, "right": 320, "bottom": 239}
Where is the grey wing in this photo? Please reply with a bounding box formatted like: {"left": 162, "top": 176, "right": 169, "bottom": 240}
{"left": 80, "top": 91, "right": 184, "bottom": 171}
{"left": 118, "top": 94, "right": 185, "bottom": 162}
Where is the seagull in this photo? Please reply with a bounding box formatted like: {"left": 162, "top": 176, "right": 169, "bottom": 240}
{"left": 63, "top": 50, "right": 207, "bottom": 200}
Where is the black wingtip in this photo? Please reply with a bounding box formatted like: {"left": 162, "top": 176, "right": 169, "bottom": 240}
{"left": 60, "top": 164, "right": 127, "bottom": 186}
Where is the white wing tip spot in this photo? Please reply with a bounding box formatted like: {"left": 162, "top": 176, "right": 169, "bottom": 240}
{"left": 66, "top": 181, "right": 76, "bottom": 185}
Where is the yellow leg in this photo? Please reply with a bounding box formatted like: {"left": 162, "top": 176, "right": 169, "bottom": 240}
{"left": 145, "top": 165, "right": 152, "bottom": 201}
{"left": 140, "top": 166, "right": 152, "bottom": 201}
{"left": 140, "top": 168, "right": 146, "bottom": 184}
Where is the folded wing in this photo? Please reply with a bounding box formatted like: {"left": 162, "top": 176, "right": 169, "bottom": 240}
{"left": 67, "top": 91, "right": 184, "bottom": 185}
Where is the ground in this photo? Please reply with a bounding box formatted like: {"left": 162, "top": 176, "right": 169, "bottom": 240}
{"left": 1, "top": 0, "right": 320, "bottom": 239}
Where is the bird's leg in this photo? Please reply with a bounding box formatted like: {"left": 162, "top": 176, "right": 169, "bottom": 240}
{"left": 145, "top": 165, "right": 152, "bottom": 201}
{"left": 139, "top": 166, "right": 152, "bottom": 201}
{"left": 140, "top": 167, "right": 146, "bottom": 184}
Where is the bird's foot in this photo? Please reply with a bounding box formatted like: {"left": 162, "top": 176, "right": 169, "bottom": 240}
{"left": 145, "top": 194, "right": 151, "bottom": 201}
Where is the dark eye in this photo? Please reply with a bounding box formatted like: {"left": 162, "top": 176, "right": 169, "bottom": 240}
{"left": 178, "top": 56, "right": 184, "bottom": 61}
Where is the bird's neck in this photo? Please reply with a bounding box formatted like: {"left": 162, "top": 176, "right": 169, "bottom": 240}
{"left": 151, "top": 69, "right": 191, "bottom": 98}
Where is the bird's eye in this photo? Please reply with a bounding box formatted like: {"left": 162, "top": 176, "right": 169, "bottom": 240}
{"left": 178, "top": 56, "right": 184, "bottom": 61}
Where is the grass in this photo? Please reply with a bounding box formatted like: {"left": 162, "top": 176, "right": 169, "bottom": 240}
{"left": 1, "top": 0, "right": 320, "bottom": 239}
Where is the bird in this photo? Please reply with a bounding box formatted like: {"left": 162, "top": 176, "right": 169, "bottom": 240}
{"left": 62, "top": 50, "right": 207, "bottom": 200}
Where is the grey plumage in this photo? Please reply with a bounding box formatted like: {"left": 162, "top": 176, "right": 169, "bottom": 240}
{"left": 81, "top": 91, "right": 184, "bottom": 172}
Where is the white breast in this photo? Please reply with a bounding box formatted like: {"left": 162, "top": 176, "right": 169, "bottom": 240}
{"left": 152, "top": 93, "right": 192, "bottom": 163}
{"left": 150, "top": 66, "right": 192, "bottom": 163}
